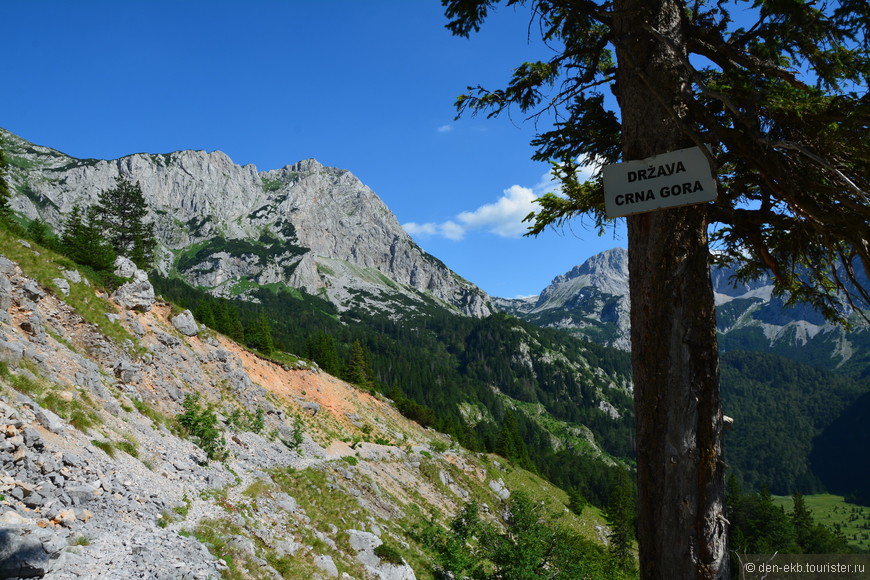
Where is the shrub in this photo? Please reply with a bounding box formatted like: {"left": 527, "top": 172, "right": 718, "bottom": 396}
{"left": 177, "top": 393, "right": 228, "bottom": 461}
{"left": 283, "top": 415, "right": 305, "bottom": 451}
{"left": 374, "top": 543, "right": 404, "bottom": 565}
{"left": 91, "top": 439, "right": 116, "bottom": 457}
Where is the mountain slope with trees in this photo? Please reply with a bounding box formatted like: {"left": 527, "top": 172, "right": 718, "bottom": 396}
{"left": 0, "top": 223, "right": 639, "bottom": 578}
{"left": 444, "top": 0, "right": 870, "bottom": 576}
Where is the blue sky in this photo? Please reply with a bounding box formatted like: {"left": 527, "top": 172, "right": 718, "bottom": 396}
{"left": 2, "top": 0, "right": 626, "bottom": 298}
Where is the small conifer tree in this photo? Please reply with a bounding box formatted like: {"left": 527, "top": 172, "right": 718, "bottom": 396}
{"left": 346, "top": 340, "right": 371, "bottom": 387}
{"left": 61, "top": 204, "right": 117, "bottom": 271}
{"left": 93, "top": 176, "right": 156, "bottom": 268}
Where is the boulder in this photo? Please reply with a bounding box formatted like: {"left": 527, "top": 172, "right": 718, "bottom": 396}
{"left": 171, "top": 310, "right": 198, "bottom": 336}
{"left": 113, "top": 256, "right": 139, "bottom": 279}
{"left": 0, "top": 526, "right": 55, "bottom": 579}
{"left": 60, "top": 268, "right": 82, "bottom": 284}
{"left": 0, "top": 340, "right": 24, "bottom": 366}
{"left": 22, "top": 280, "right": 45, "bottom": 302}
{"left": 488, "top": 478, "right": 510, "bottom": 500}
{"left": 33, "top": 405, "right": 67, "bottom": 435}
{"left": 113, "top": 280, "right": 155, "bottom": 312}
{"left": 114, "top": 360, "right": 140, "bottom": 384}
{"left": 112, "top": 257, "right": 155, "bottom": 312}
{"left": 314, "top": 554, "right": 339, "bottom": 578}
{"left": 52, "top": 278, "right": 71, "bottom": 296}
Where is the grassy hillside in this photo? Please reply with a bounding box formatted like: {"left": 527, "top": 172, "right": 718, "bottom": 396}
{"left": 0, "top": 226, "right": 636, "bottom": 578}
{"left": 772, "top": 494, "right": 870, "bottom": 553}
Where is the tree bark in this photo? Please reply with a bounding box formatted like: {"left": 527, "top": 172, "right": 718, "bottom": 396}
{"left": 613, "top": 0, "right": 729, "bottom": 578}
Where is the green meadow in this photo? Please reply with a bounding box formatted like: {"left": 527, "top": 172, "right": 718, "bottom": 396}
{"left": 774, "top": 494, "right": 870, "bottom": 553}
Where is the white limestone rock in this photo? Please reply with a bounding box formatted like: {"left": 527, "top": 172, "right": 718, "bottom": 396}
{"left": 3, "top": 127, "right": 491, "bottom": 318}
{"left": 112, "top": 257, "right": 155, "bottom": 312}
{"left": 171, "top": 309, "right": 198, "bottom": 336}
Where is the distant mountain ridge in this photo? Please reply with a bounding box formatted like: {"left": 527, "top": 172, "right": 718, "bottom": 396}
{"left": 497, "top": 247, "right": 870, "bottom": 373}
{"left": 0, "top": 128, "right": 491, "bottom": 318}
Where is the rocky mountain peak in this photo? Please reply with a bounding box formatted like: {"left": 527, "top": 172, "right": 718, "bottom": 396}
{"left": 0, "top": 128, "right": 491, "bottom": 318}
{"left": 543, "top": 247, "right": 629, "bottom": 300}
{"left": 497, "top": 246, "right": 867, "bottom": 365}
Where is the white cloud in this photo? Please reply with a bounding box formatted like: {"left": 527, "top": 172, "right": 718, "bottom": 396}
{"left": 456, "top": 184, "right": 537, "bottom": 238}
{"left": 436, "top": 124, "right": 453, "bottom": 133}
{"left": 402, "top": 220, "right": 467, "bottom": 241}
{"left": 440, "top": 220, "right": 465, "bottom": 241}
{"left": 402, "top": 159, "right": 604, "bottom": 243}
{"left": 402, "top": 171, "right": 559, "bottom": 241}
{"left": 402, "top": 222, "right": 439, "bottom": 237}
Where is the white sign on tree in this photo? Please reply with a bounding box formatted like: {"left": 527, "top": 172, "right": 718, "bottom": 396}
{"left": 603, "top": 146, "right": 717, "bottom": 218}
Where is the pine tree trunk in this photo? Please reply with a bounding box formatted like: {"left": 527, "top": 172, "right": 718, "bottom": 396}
{"left": 613, "top": 0, "right": 729, "bottom": 577}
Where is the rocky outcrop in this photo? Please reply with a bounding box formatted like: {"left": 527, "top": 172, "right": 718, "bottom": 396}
{"left": 111, "top": 257, "right": 155, "bottom": 312}
{"left": 496, "top": 248, "right": 632, "bottom": 350}
{"left": 1, "top": 128, "right": 491, "bottom": 318}
{"left": 170, "top": 310, "right": 198, "bottom": 337}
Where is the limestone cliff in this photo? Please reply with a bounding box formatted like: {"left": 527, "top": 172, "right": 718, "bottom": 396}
{"left": 0, "top": 128, "right": 491, "bottom": 318}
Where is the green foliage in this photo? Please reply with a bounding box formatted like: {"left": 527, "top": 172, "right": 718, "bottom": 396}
{"left": 345, "top": 339, "right": 372, "bottom": 387}
{"left": 177, "top": 393, "right": 228, "bottom": 461}
{"left": 227, "top": 407, "right": 265, "bottom": 434}
{"left": 727, "top": 478, "right": 854, "bottom": 558}
{"left": 494, "top": 410, "right": 535, "bottom": 472}
{"left": 774, "top": 494, "right": 870, "bottom": 553}
{"left": 373, "top": 543, "right": 404, "bottom": 566}
{"left": 567, "top": 487, "right": 588, "bottom": 517}
{"left": 244, "top": 311, "right": 274, "bottom": 355}
{"left": 720, "top": 350, "right": 868, "bottom": 494}
{"left": 193, "top": 299, "right": 216, "bottom": 329}
{"left": 92, "top": 176, "right": 156, "bottom": 268}
{"left": 260, "top": 177, "right": 283, "bottom": 192}
{"left": 426, "top": 492, "right": 632, "bottom": 579}
{"left": 90, "top": 436, "right": 140, "bottom": 459}
{"left": 308, "top": 332, "right": 340, "bottom": 375}
{"left": 115, "top": 439, "right": 139, "bottom": 458}
{"left": 61, "top": 204, "right": 117, "bottom": 272}
{"left": 395, "top": 396, "right": 436, "bottom": 429}
{"left": 445, "top": 0, "right": 870, "bottom": 322}
{"left": 91, "top": 439, "right": 116, "bottom": 458}
{"left": 24, "top": 218, "right": 57, "bottom": 249}
{"left": 603, "top": 471, "right": 637, "bottom": 573}
{"left": 283, "top": 415, "right": 305, "bottom": 451}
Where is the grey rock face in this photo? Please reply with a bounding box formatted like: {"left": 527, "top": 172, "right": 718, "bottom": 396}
{"left": 346, "top": 529, "right": 417, "bottom": 580}
{"left": 112, "top": 280, "right": 155, "bottom": 312}
{"left": 171, "top": 309, "right": 198, "bottom": 336}
{"left": 500, "top": 248, "right": 632, "bottom": 350}
{"left": 52, "top": 277, "right": 71, "bottom": 296}
{"left": 3, "top": 128, "right": 491, "bottom": 318}
{"left": 112, "top": 257, "right": 155, "bottom": 312}
{"left": 314, "top": 554, "right": 339, "bottom": 577}
{"left": 0, "top": 526, "right": 57, "bottom": 579}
